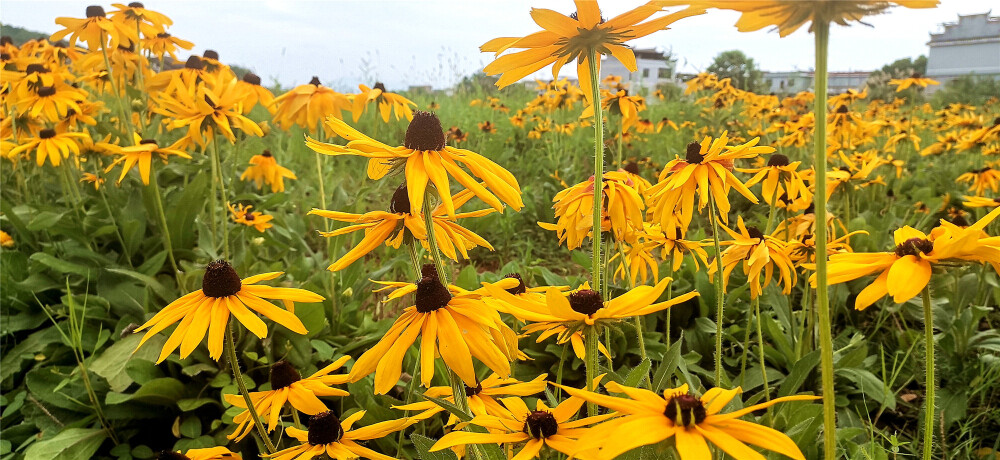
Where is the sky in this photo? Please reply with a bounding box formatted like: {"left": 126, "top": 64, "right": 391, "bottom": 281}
{"left": 1, "top": 1, "right": 996, "bottom": 91}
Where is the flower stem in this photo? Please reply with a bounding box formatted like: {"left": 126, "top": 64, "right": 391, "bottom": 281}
{"left": 921, "top": 286, "right": 936, "bottom": 460}
{"left": 147, "top": 170, "right": 181, "bottom": 280}
{"left": 707, "top": 191, "right": 726, "bottom": 387}
{"left": 99, "top": 36, "right": 135, "bottom": 136}
{"left": 224, "top": 324, "right": 276, "bottom": 455}
{"left": 754, "top": 294, "right": 772, "bottom": 413}
{"left": 209, "top": 139, "right": 230, "bottom": 259}
{"left": 422, "top": 191, "right": 449, "bottom": 285}
{"left": 585, "top": 325, "right": 599, "bottom": 417}
{"left": 587, "top": 49, "right": 605, "bottom": 295}
{"left": 555, "top": 344, "right": 569, "bottom": 401}
{"left": 813, "top": 20, "right": 837, "bottom": 460}
{"left": 615, "top": 242, "right": 651, "bottom": 389}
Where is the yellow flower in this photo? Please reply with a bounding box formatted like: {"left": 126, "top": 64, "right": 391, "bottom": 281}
{"left": 234, "top": 72, "right": 275, "bottom": 114}
{"left": 166, "top": 447, "right": 241, "bottom": 460}
{"left": 392, "top": 373, "right": 547, "bottom": 423}
{"left": 350, "top": 82, "right": 416, "bottom": 123}
{"left": 134, "top": 260, "right": 323, "bottom": 362}
{"left": 152, "top": 75, "right": 264, "bottom": 148}
{"left": 0, "top": 230, "right": 13, "bottom": 248}
{"left": 889, "top": 73, "right": 939, "bottom": 92}
{"left": 142, "top": 32, "right": 194, "bottom": 61}
{"left": 963, "top": 196, "right": 1000, "bottom": 208}
{"left": 79, "top": 172, "right": 105, "bottom": 190}
{"left": 430, "top": 393, "right": 616, "bottom": 459}
{"left": 559, "top": 381, "right": 819, "bottom": 460}
{"left": 50, "top": 5, "right": 138, "bottom": 51}
{"left": 308, "top": 184, "right": 495, "bottom": 271}
{"left": 7, "top": 128, "right": 89, "bottom": 167}
{"left": 539, "top": 170, "right": 645, "bottom": 249}
{"left": 709, "top": 217, "right": 797, "bottom": 299}
{"left": 109, "top": 3, "right": 173, "bottom": 39}
{"left": 266, "top": 411, "right": 411, "bottom": 460}
{"left": 957, "top": 166, "right": 1000, "bottom": 196}
{"left": 104, "top": 133, "right": 191, "bottom": 185}
{"left": 737, "top": 153, "right": 811, "bottom": 206}
{"left": 306, "top": 111, "right": 522, "bottom": 216}
{"left": 349, "top": 265, "right": 518, "bottom": 394}
{"left": 481, "top": 1, "right": 703, "bottom": 104}
{"left": 13, "top": 83, "right": 87, "bottom": 122}
{"left": 240, "top": 150, "right": 296, "bottom": 193}
{"left": 225, "top": 358, "right": 351, "bottom": 441}
{"left": 228, "top": 203, "right": 274, "bottom": 233}
{"left": 271, "top": 76, "right": 352, "bottom": 134}
{"left": 642, "top": 223, "right": 711, "bottom": 272}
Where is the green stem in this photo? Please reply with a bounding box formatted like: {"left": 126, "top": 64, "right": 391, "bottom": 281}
{"left": 406, "top": 240, "right": 422, "bottom": 279}
{"left": 813, "top": 20, "right": 837, "bottom": 460}
{"left": 422, "top": 192, "right": 449, "bottom": 285}
{"left": 207, "top": 145, "right": 219, "bottom": 252}
{"left": 585, "top": 325, "right": 599, "bottom": 417}
{"left": 209, "top": 139, "right": 230, "bottom": 259}
{"left": 396, "top": 356, "right": 420, "bottom": 457}
{"left": 99, "top": 36, "right": 135, "bottom": 136}
{"left": 707, "top": 191, "right": 726, "bottom": 387}
{"left": 754, "top": 294, "right": 772, "bottom": 415}
{"left": 665, "top": 252, "right": 674, "bottom": 346}
{"left": 615, "top": 242, "right": 651, "bottom": 389}
{"left": 921, "top": 286, "right": 936, "bottom": 460}
{"left": 587, "top": 49, "right": 605, "bottom": 294}
{"left": 555, "top": 344, "right": 569, "bottom": 401}
{"left": 291, "top": 409, "right": 302, "bottom": 429}
{"left": 148, "top": 171, "right": 180, "bottom": 278}
{"left": 224, "top": 324, "right": 276, "bottom": 454}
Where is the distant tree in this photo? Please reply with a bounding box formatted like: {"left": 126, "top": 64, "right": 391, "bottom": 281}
{"left": 706, "top": 50, "right": 762, "bottom": 91}
{"left": 866, "top": 55, "right": 928, "bottom": 101}
{"left": 0, "top": 23, "right": 52, "bottom": 46}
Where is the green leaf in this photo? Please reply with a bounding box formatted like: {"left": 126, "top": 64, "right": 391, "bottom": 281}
{"left": 105, "top": 268, "right": 172, "bottom": 302}
{"left": 779, "top": 350, "right": 820, "bottom": 397}
{"left": 837, "top": 368, "right": 895, "bottom": 410}
{"left": 130, "top": 377, "right": 187, "bottom": 405}
{"left": 411, "top": 434, "right": 458, "bottom": 460}
{"left": 90, "top": 334, "right": 166, "bottom": 393}
{"left": 420, "top": 393, "right": 472, "bottom": 422}
{"left": 179, "top": 416, "right": 202, "bottom": 438}
{"left": 29, "top": 253, "right": 92, "bottom": 276}
{"left": 624, "top": 358, "right": 651, "bottom": 388}
{"left": 26, "top": 211, "right": 65, "bottom": 232}
{"left": 24, "top": 428, "right": 106, "bottom": 460}
{"left": 177, "top": 398, "right": 217, "bottom": 412}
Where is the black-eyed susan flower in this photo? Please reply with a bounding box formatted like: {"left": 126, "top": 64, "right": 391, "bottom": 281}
{"left": 957, "top": 166, "right": 1000, "bottom": 196}
{"left": 737, "top": 153, "right": 811, "bottom": 206}
{"left": 349, "top": 265, "right": 518, "bottom": 394}
{"left": 152, "top": 75, "right": 264, "bottom": 148}
{"left": 480, "top": 2, "right": 703, "bottom": 105}
{"left": 225, "top": 358, "right": 351, "bottom": 441}
{"left": 647, "top": 133, "right": 768, "bottom": 231}
{"left": 80, "top": 172, "right": 105, "bottom": 190}
{"left": 7, "top": 128, "right": 89, "bottom": 167}
{"left": 478, "top": 121, "right": 496, "bottom": 134}
{"left": 709, "top": 217, "right": 797, "bottom": 299}
{"left": 350, "top": 82, "right": 416, "bottom": 123}
{"left": 134, "top": 260, "right": 323, "bottom": 362}
{"left": 560, "top": 381, "right": 819, "bottom": 460}
{"left": 271, "top": 76, "right": 351, "bottom": 134}
{"left": 963, "top": 196, "right": 1000, "bottom": 209}
{"left": 539, "top": 170, "right": 645, "bottom": 249}
{"left": 392, "top": 373, "right": 547, "bottom": 423}
{"left": 308, "top": 184, "right": 495, "bottom": 271}
{"left": 819, "top": 206, "right": 1000, "bottom": 309}
{"left": 642, "top": 223, "right": 711, "bottom": 272}
{"left": 159, "top": 447, "right": 241, "bottom": 460}
{"left": 889, "top": 73, "right": 939, "bottom": 92}
{"left": 234, "top": 72, "right": 275, "bottom": 114}
{"left": 143, "top": 32, "right": 194, "bottom": 62}
{"left": 51, "top": 5, "right": 138, "bottom": 51}
{"left": 430, "top": 393, "right": 616, "bottom": 459}
{"left": 240, "top": 150, "right": 296, "bottom": 193}
{"left": 265, "top": 411, "right": 411, "bottom": 460}
{"left": 306, "top": 111, "right": 522, "bottom": 216}
{"left": 0, "top": 231, "right": 13, "bottom": 248}
{"left": 110, "top": 2, "right": 173, "bottom": 38}
{"left": 228, "top": 203, "right": 274, "bottom": 233}
{"left": 104, "top": 134, "right": 190, "bottom": 185}
{"left": 14, "top": 84, "right": 87, "bottom": 121}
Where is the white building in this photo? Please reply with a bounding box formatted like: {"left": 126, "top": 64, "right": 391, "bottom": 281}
{"left": 600, "top": 48, "right": 678, "bottom": 94}
{"left": 926, "top": 12, "right": 1000, "bottom": 92}
{"left": 761, "top": 71, "right": 871, "bottom": 95}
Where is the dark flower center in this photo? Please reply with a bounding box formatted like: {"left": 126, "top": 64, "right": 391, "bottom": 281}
{"left": 128, "top": 2, "right": 145, "bottom": 8}
{"left": 140, "top": 139, "right": 158, "bottom": 145}
{"left": 684, "top": 142, "right": 704, "bottom": 164}
{"left": 523, "top": 411, "right": 558, "bottom": 439}
{"left": 503, "top": 273, "right": 526, "bottom": 295}
{"left": 746, "top": 226, "right": 764, "bottom": 241}
{"left": 25, "top": 64, "right": 48, "bottom": 74}
{"left": 389, "top": 183, "right": 411, "bottom": 214}
{"left": 307, "top": 411, "right": 344, "bottom": 445}
{"left": 309, "top": 76, "right": 321, "bottom": 86}
{"left": 404, "top": 111, "right": 446, "bottom": 151}
{"left": 464, "top": 382, "right": 483, "bottom": 397}
{"left": 156, "top": 32, "right": 171, "bottom": 38}
{"left": 156, "top": 452, "right": 189, "bottom": 460}
{"left": 951, "top": 215, "right": 969, "bottom": 227}
{"left": 39, "top": 129, "right": 56, "bottom": 139}
{"left": 37, "top": 86, "right": 56, "bottom": 97}
{"left": 894, "top": 237, "right": 933, "bottom": 258}
{"left": 86, "top": 5, "right": 106, "bottom": 17}
{"left": 0, "top": 53, "right": 10, "bottom": 61}
{"left": 623, "top": 161, "right": 639, "bottom": 175}
{"left": 0, "top": 36, "right": 12, "bottom": 46}
{"left": 261, "top": 149, "right": 272, "bottom": 157}
{"left": 203, "top": 50, "right": 219, "bottom": 60}
{"left": 118, "top": 44, "right": 135, "bottom": 52}
{"left": 373, "top": 82, "right": 386, "bottom": 92}
{"left": 836, "top": 105, "right": 848, "bottom": 114}
{"left": 270, "top": 361, "right": 302, "bottom": 389}
{"left": 568, "top": 289, "right": 603, "bottom": 315}
{"left": 664, "top": 394, "right": 706, "bottom": 427}
{"left": 804, "top": 203, "right": 815, "bottom": 214}
{"left": 415, "top": 265, "right": 451, "bottom": 313}
{"left": 911, "top": 72, "right": 922, "bottom": 79}
{"left": 767, "top": 154, "right": 790, "bottom": 167}
{"left": 243, "top": 72, "right": 262, "bottom": 86}
{"left": 184, "top": 56, "right": 204, "bottom": 70}
{"left": 244, "top": 213, "right": 255, "bottom": 221}
{"left": 201, "top": 260, "right": 242, "bottom": 298}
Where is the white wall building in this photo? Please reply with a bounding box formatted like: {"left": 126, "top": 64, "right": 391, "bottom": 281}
{"left": 761, "top": 71, "right": 871, "bottom": 95}
{"left": 600, "top": 48, "right": 678, "bottom": 94}
{"left": 926, "top": 12, "right": 1000, "bottom": 92}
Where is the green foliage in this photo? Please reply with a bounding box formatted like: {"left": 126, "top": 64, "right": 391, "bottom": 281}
{"left": 706, "top": 50, "right": 763, "bottom": 91}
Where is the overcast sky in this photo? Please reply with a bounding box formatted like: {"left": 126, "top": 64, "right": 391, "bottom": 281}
{"left": 1, "top": 1, "right": 995, "bottom": 90}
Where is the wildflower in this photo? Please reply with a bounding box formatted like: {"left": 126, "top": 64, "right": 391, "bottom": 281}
{"left": 957, "top": 166, "right": 1000, "bottom": 196}
{"left": 709, "top": 217, "right": 797, "bottom": 299}
{"left": 160, "top": 447, "right": 241, "bottom": 459}
{"left": 478, "top": 121, "right": 497, "bottom": 133}
{"left": 51, "top": 5, "right": 138, "bottom": 51}
{"left": 134, "top": 260, "right": 323, "bottom": 362}
{"left": 14, "top": 83, "right": 87, "bottom": 121}
{"left": 7, "top": 128, "right": 89, "bottom": 167}
{"left": 963, "top": 196, "right": 1000, "bottom": 208}
{"left": 80, "top": 172, "right": 105, "bottom": 190}
{"left": 350, "top": 82, "right": 416, "bottom": 122}
{"left": 265, "top": 411, "right": 411, "bottom": 460}
{"left": 228, "top": 203, "right": 274, "bottom": 233}
{"left": 271, "top": 76, "right": 351, "bottom": 134}
{"left": 0, "top": 231, "right": 13, "bottom": 248}
{"left": 642, "top": 223, "right": 711, "bottom": 271}
{"left": 539, "top": 170, "right": 645, "bottom": 249}
{"left": 392, "top": 373, "right": 547, "bottom": 423}
{"left": 308, "top": 184, "right": 495, "bottom": 271}
{"left": 143, "top": 32, "right": 194, "bottom": 61}
{"left": 430, "top": 393, "right": 615, "bottom": 459}
{"left": 225, "top": 358, "right": 351, "bottom": 441}
{"left": 104, "top": 134, "right": 191, "bottom": 185}
{"left": 152, "top": 76, "right": 264, "bottom": 148}
{"left": 445, "top": 126, "right": 468, "bottom": 143}
{"left": 234, "top": 72, "right": 275, "bottom": 114}
{"left": 560, "top": 381, "right": 818, "bottom": 460}
{"left": 240, "top": 150, "right": 296, "bottom": 193}
{"left": 349, "top": 265, "right": 518, "bottom": 394}
{"left": 306, "top": 111, "right": 522, "bottom": 216}
{"left": 737, "top": 153, "right": 811, "bottom": 206}
{"left": 889, "top": 73, "right": 939, "bottom": 92}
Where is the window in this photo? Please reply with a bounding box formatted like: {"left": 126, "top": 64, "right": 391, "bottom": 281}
{"left": 658, "top": 67, "right": 671, "bottom": 78}
{"left": 641, "top": 68, "right": 650, "bottom": 78}
{"left": 788, "top": 78, "right": 796, "bottom": 86}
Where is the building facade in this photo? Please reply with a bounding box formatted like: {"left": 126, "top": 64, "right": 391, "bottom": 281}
{"left": 925, "top": 12, "right": 1000, "bottom": 91}
{"left": 761, "top": 71, "right": 871, "bottom": 95}
{"left": 600, "top": 48, "right": 678, "bottom": 94}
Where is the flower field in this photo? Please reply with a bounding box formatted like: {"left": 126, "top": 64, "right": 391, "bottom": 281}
{"left": 2, "top": 2, "right": 1000, "bottom": 460}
